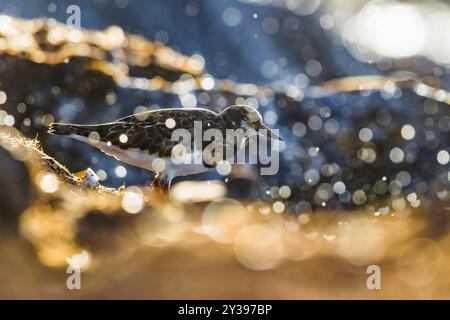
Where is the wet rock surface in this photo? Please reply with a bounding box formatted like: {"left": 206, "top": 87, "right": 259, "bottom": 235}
{"left": 0, "top": 16, "right": 447, "bottom": 212}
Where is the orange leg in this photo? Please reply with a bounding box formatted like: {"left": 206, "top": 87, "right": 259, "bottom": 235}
{"left": 151, "top": 172, "right": 162, "bottom": 190}
{"left": 151, "top": 173, "right": 170, "bottom": 200}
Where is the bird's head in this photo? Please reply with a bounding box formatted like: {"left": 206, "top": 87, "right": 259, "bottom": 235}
{"left": 219, "top": 105, "right": 283, "bottom": 141}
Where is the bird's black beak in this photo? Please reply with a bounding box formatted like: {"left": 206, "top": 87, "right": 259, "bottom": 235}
{"left": 257, "top": 124, "right": 283, "bottom": 141}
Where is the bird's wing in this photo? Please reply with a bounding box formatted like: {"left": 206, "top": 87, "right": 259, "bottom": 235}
{"left": 50, "top": 109, "right": 221, "bottom": 159}
{"left": 116, "top": 110, "right": 158, "bottom": 122}
{"left": 93, "top": 121, "right": 177, "bottom": 158}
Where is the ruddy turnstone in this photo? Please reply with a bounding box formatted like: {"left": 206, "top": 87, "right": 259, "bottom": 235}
{"left": 48, "top": 105, "right": 282, "bottom": 190}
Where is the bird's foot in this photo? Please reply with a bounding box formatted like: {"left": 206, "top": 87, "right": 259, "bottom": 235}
{"left": 151, "top": 173, "right": 170, "bottom": 201}
{"left": 151, "top": 173, "right": 162, "bottom": 190}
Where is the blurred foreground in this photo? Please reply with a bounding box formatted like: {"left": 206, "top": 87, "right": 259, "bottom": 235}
{"left": 0, "top": 126, "right": 449, "bottom": 299}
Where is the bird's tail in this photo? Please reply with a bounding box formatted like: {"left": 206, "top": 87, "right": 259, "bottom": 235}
{"left": 48, "top": 123, "right": 94, "bottom": 137}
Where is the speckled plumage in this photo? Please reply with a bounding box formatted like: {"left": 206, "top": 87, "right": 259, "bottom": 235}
{"left": 48, "top": 105, "right": 281, "bottom": 187}
{"left": 50, "top": 108, "right": 223, "bottom": 158}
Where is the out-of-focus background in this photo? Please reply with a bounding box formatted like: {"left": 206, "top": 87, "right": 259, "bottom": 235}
{"left": 0, "top": 0, "right": 449, "bottom": 299}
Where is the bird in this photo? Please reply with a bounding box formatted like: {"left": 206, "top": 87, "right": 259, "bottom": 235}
{"left": 48, "top": 105, "right": 283, "bottom": 191}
